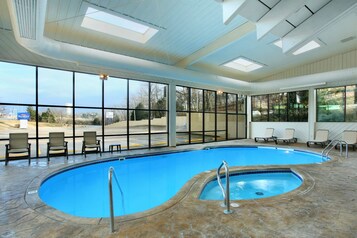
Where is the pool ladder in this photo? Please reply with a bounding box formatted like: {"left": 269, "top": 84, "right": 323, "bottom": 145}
{"left": 216, "top": 161, "right": 233, "bottom": 214}
{"left": 108, "top": 166, "right": 116, "bottom": 233}
{"left": 322, "top": 139, "right": 348, "bottom": 159}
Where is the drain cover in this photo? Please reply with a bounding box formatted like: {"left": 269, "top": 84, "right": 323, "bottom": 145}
{"left": 255, "top": 191, "right": 264, "bottom": 196}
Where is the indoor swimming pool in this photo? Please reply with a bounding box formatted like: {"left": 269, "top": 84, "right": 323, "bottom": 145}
{"left": 39, "top": 146, "right": 327, "bottom": 218}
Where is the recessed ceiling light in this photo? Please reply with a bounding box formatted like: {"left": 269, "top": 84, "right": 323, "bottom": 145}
{"left": 293, "top": 40, "right": 320, "bottom": 55}
{"left": 81, "top": 7, "right": 158, "bottom": 44}
{"left": 223, "top": 57, "right": 263, "bottom": 72}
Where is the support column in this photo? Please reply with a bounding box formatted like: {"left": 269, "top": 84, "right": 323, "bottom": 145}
{"left": 169, "top": 82, "right": 176, "bottom": 147}
{"left": 246, "top": 96, "right": 252, "bottom": 139}
{"left": 308, "top": 88, "right": 316, "bottom": 141}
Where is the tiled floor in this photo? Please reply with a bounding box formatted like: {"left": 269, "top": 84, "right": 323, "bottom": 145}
{"left": 1, "top": 140, "right": 356, "bottom": 238}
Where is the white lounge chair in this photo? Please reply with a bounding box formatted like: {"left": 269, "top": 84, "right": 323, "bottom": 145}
{"left": 335, "top": 130, "right": 357, "bottom": 151}
{"left": 5, "top": 133, "right": 31, "bottom": 165}
{"left": 82, "top": 131, "right": 102, "bottom": 157}
{"left": 254, "top": 128, "right": 276, "bottom": 142}
{"left": 274, "top": 128, "right": 297, "bottom": 144}
{"left": 47, "top": 132, "right": 68, "bottom": 161}
{"left": 307, "top": 129, "right": 329, "bottom": 147}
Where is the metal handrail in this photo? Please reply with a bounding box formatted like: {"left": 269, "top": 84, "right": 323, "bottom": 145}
{"left": 322, "top": 139, "right": 348, "bottom": 159}
{"left": 339, "top": 140, "right": 348, "bottom": 158}
{"left": 108, "top": 167, "right": 115, "bottom": 233}
{"left": 216, "top": 161, "right": 232, "bottom": 214}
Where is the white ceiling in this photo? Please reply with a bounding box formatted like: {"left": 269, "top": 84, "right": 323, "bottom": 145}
{"left": 0, "top": 0, "right": 356, "bottom": 89}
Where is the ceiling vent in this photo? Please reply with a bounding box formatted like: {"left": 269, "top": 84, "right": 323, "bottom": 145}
{"left": 14, "top": 0, "right": 37, "bottom": 39}
{"left": 340, "top": 36, "right": 356, "bottom": 43}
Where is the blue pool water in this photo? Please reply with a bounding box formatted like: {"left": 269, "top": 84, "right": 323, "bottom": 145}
{"left": 199, "top": 170, "right": 302, "bottom": 200}
{"left": 39, "top": 147, "right": 326, "bottom": 218}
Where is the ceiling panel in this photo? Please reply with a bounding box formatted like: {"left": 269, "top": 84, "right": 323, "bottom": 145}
{"left": 305, "top": 0, "right": 331, "bottom": 13}
{"left": 260, "top": 0, "right": 280, "bottom": 9}
{"left": 286, "top": 6, "right": 312, "bottom": 27}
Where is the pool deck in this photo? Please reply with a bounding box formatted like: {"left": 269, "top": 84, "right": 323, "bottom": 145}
{"left": 1, "top": 139, "right": 357, "bottom": 238}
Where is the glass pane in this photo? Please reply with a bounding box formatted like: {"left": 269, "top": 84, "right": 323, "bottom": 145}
{"left": 150, "top": 83, "right": 168, "bottom": 110}
{"left": 204, "top": 90, "right": 215, "bottom": 112}
{"left": 269, "top": 93, "right": 287, "bottom": 122}
{"left": 129, "top": 134, "right": 148, "bottom": 149}
{"left": 0, "top": 62, "right": 35, "bottom": 104}
{"left": 129, "top": 110, "right": 149, "bottom": 134}
{"left": 151, "top": 111, "right": 167, "bottom": 133}
{"left": 190, "top": 132, "right": 203, "bottom": 143}
{"left": 217, "top": 93, "right": 226, "bottom": 113}
{"left": 204, "top": 113, "right": 215, "bottom": 131}
{"left": 191, "top": 89, "right": 203, "bottom": 112}
{"left": 216, "top": 131, "right": 226, "bottom": 141}
{"left": 191, "top": 112, "right": 203, "bottom": 131}
{"left": 346, "top": 85, "right": 357, "bottom": 122}
{"left": 75, "top": 73, "right": 102, "bottom": 107}
{"left": 104, "top": 136, "right": 127, "bottom": 151}
{"left": 0, "top": 141, "right": 7, "bottom": 160}
{"left": 176, "top": 112, "right": 189, "bottom": 132}
{"left": 238, "top": 95, "right": 246, "bottom": 113}
{"left": 317, "top": 87, "right": 345, "bottom": 122}
{"left": 227, "top": 94, "right": 237, "bottom": 113}
{"left": 176, "top": 86, "right": 189, "bottom": 111}
{"left": 29, "top": 139, "right": 37, "bottom": 159}
{"left": 75, "top": 108, "right": 102, "bottom": 136}
{"left": 0, "top": 105, "right": 36, "bottom": 139}
{"left": 238, "top": 115, "right": 246, "bottom": 138}
{"left": 104, "top": 77, "right": 127, "bottom": 108}
{"left": 217, "top": 114, "right": 226, "bottom": 130}
{"left": 104, "top": 109, "right": 127, "bottom": 135}
{"left": 151, "top": 133, "right": 168, "bottom": 147}
{"left": 288, "top": 91, "right": 308, "bottom": 122}
{"left": 176, "top": 132, "right": 189, "bottom": 145}
{"left": 38, "top": 68, "right": 73, "bottom": 106}
{"left": 74, "top": 137, "right": 84, "bottom": 154}
{"left": 227, "top": 115, "right": 237, "bottom": 139}
{"left": 129, "top": 80, "right": 149, "bottom": 109}
{"left": 38, "top": 107, "right": 73, "bottom": 137}
{"left": 252, "top": 95, "right": 268, "bottom": 121}
{"left": 204, "top": 132, "right": 215, "bottom": 142}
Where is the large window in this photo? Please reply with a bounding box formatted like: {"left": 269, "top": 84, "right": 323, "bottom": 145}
{"left": 317, "top": 85, "right": 356, "bottom": 122}
{"left": 346, "top": 85, "right": 357, "bottom": 122}
{"left": 176, "top": 86, "right": 190, "bottom": 145}
{"left": 0, "top": 61, "right": 169, "bottom": 160}
{"left": 251, "top": 95, "right": 268, "bottom": 122}
{"left": 252, "top": 90, "right": 308, "bottom": 122}
{"left": 0, "top": 62, "right": 36, "bottom": 104}
{"left": 176, "top": 86, "right": 246, "bottom": 145}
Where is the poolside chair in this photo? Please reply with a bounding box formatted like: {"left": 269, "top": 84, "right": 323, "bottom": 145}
{"left": 274, "top": 128, "right": 297, "bottom": 145}
{"left": 82, "top": 131, "right": 101, "bottom": 157}
{"left": 254, "top": 128, "right": 276, "bottom": 142}
{"left": 5, "top": 133, "right": 31, "bottom": 165}
{"left": 47, "top": 132, "right": 68, "bottom": 161}
{"left": 307, "top": 129, "right": 330, "bottom": 147}
{"left": 335, "top": 130, "right": 357, "bottom": 151}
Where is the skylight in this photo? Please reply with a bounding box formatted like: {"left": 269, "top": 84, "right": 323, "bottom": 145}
{"left": 273, "top": 40, "right": 283, "bottom": 48}
{"left": 273, "top": 40, "right": 321, "bottom": 55}
{"left": 223, "top": 57, "right": 263, "bottom": 72}
{"left": 81, "top": 7, "right": 158, "bottom": 44}
{"left": 293, "top": 40, "right": 320, "bottom": 55}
